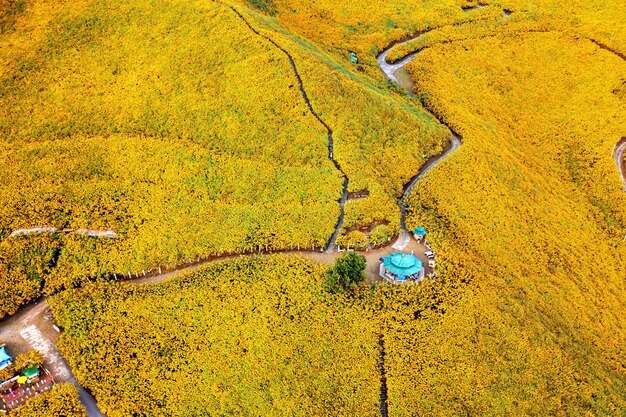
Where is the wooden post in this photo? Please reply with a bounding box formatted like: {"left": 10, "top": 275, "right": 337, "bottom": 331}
{"left": 159, "top": 266, "right": 162, "bottom": 274}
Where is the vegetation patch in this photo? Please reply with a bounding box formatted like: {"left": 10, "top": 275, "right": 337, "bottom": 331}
{"left": 51, "top": 256, "right": 380, "bottom": 417}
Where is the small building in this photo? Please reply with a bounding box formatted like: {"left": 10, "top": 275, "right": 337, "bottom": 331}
{"left": 0, "top": 347, "right": 12, "bottom": 371}
{"left": 379, "top": 252, "right": 424, "bottom": 284}
{"left": 413, "top": 226, "right": 427, "bottom": 239}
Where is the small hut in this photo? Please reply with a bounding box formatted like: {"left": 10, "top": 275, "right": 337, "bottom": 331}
{"left": 413, "top": 226, "right": 427, "bottom": 240}
{"left": 379, "top": 252, "right": 424, "bottom": 284}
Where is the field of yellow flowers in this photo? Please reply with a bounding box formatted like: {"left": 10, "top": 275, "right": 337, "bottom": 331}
{"left": 0, "top": 0, "right": 448, "bottom": 314}
{"left": 2, "top": 0, "right": 626, "bottom": 414}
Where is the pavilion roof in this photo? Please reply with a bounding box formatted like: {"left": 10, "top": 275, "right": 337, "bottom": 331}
{"left": 0, "top": 347, "right": 11, "bottom": 364}
{"left": 382, "top": 252, "right": 423, "bottom": 275}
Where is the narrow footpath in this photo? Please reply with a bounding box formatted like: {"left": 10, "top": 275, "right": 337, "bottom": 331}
{"left": 378, "top": 334, "right": 390, "bottom": 417}
{"left": 216, "top": 2, "right": 349, "bottom": 253}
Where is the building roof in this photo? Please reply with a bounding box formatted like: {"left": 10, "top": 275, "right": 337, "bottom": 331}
{"left": 382, "top": 252, "right": 423, "bottom": 275}
{"left": 0, "top": 347, "right": 12, "bottom": 366}
{"left": 22, "top": 367, "right": 39, "bottom": 378}
{"left": 413, "top": 226, "right": 427, "bottom": 236}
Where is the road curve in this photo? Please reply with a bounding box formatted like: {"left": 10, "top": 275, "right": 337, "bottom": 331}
{"left": 0, "top": 302, "right": 106, "bottom": 417}
{"left": 614, "top": 139, "right": 626, "bottom": 190}
{"left": 399, "top": 134, "right": 461, "bottom": 231}
{"left": 376, "top": 47, "right": 419, "bottom": 85}
{"left": 377, "top": 33, "right": 462, "bottom": 236}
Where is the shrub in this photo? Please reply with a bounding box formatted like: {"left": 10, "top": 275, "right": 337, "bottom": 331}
{"left": 14, "top": 350, "right": 44, "bottom": 372}
{"left": 323, "top": 251, "right": 366, "bottom": 293}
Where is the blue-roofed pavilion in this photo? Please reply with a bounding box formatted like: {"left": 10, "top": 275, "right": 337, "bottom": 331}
{"left": 379, "top": 252, "right": 424, "bottom": 284}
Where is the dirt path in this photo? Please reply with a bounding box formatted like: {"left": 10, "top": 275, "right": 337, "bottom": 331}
{"left": 0, "top": 236, "right": 428, "bottom": 416}
{"left": 217, "top": 2, "right": 349, "bottom": 253}
{"left": 378, "top": 334, "right": 389, "bottom": 417}
{"left": 377, "top": 33, "right": 463, "bottom": 238}
{"left": 399, "top": 134, "right": 461, "bottom": 232}
{"left": 0, "top": 302, "right": 105, "bottom": 417}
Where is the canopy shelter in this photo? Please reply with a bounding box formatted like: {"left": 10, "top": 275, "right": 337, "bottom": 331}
{"left": 380, "top": 252, "right": 424, "bottom": 284}
{"left": 413, "top": 226, "right": 427, "bottom": 237}
{"left": 22, "top": 367, "right": 39, "bottom": 379}
{"left": 0, "top": 347, "right": 12, "bottom": 371}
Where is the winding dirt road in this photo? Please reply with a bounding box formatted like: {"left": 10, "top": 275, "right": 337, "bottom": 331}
{"left": 377, "top": 31, "right": 464, "bottom": 242}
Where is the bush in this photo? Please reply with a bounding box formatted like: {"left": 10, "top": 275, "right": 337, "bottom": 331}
{"left": 11, "top": 383, "right": 86, "bottom": 417}
{"left": 336, "top": 230, "right": 368, "bottom": 249}
{"left": 369, "top": 224, "right": 392, "bottom": 246}
{"left": 323, "top": 251, "right": 366, "bottom": 293}
{"left": 14, "top": 350, "right": 44, "bottom": 372}
{"left": 0, "top": 365, "right": 14, "bottom": 382}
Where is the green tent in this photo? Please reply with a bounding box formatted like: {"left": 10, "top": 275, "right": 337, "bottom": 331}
{"left": 22, "top": 366, "right": 39, "bottom": 378}
{"left": 382, "top": 252, "right": 423, "bottom": 276}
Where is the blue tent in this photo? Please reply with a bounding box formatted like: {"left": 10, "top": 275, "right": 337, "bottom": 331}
{"left": 382, "top": 253, "right": 423, "bottom": 276}
{"left": 413, "top": 226, "right": 427, "bottom": 236}
{"left": 0, "top": 347, "right": 12, "bottom": 370}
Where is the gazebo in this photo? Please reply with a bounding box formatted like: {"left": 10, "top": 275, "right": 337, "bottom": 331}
{"left": 0, "top": 347, "right": 12, "bottom": 371}
{"left": 379, "top": 252, "right": 424, "bottom": 284}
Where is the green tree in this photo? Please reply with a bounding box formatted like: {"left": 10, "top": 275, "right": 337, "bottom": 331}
{"left": 324, "top": 251, "right": 366, "bottom": 293}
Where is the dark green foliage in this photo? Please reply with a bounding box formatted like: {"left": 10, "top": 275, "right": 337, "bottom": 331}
{"left": 0, "top": 0, "right": 26, "bottom": 34}
{"left": 245, "top": 0, "right": 277, "bottom": 16}
{"left": 323, "top": 251, "right": 366, "bottom": 293}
